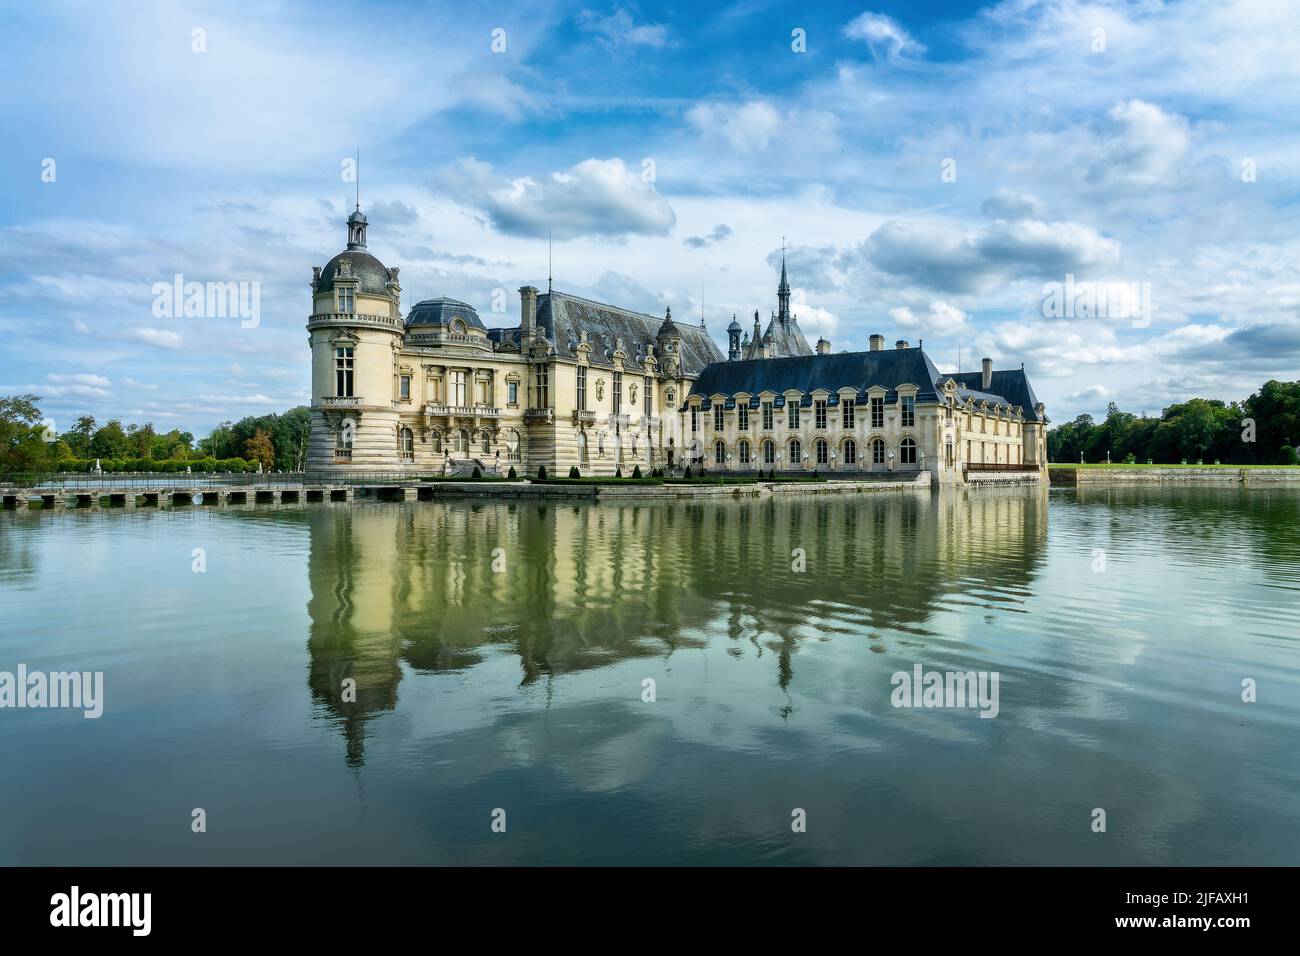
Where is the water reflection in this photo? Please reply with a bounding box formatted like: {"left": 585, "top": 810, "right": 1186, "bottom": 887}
{"left": 307, "top": 486, "right": 1050, "bottom": 765}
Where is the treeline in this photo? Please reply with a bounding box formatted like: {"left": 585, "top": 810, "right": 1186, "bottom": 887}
{"left": 0, "top": 394, "right": 312, "bottom": 473}
{"left": 1047, "top": 380, "right": 1300, "bottom": 464}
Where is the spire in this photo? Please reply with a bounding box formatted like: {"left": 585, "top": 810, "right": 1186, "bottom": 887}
{"left": 777, "top": 238, "right": 791, "bottom": 323}
{"left": 547, "top": 229, "right": 552, "bottom": 293}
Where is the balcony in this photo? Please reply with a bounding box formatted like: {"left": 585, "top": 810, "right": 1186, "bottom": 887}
{"left": 572, "top": 409, "right": 597, "bottom": 425}
{"left": 307, "top": 312, "right": 404, "bottom": 332}
{"left": 607, "top": 413, "right": 630, "bottom": 428}
{"left": 524, "top": 408, "right": 554, "bottom": 424}
{"left": 320, "top": 396, "right": 361, "bottom": 407}
{"left": 424, "top": 404, "right": 502, "bottom": 419}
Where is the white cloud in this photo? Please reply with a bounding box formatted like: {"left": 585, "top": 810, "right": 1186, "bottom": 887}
{"left": 48, "top": 373, "right": 111, "bottom": 387}
{"left": 578, "top": 9, "right": 669, "bottom": 48}
{"left": 843, "top": 12, "right": 925, "bottom": 59}
{"left": 123, "top": 328, "right": 183, "bottom": 349}
{"left": 439, "top": 157, "right": 676, "bottom": 239}
{"left": 890, "top": 302, "right": 969, "bottom": 334}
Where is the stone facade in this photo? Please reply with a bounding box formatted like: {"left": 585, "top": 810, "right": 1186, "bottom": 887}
{"left": 306, "top": 208, "right": 1047, "bottom": 482}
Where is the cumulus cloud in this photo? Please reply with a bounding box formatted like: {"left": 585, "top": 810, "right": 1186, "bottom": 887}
{"left": 889, "top": 302, "right": 970, "bottom": 334}
{"left": 864, "top": 218, "right": 1121, "bottom": 293}
{"left": 439, "top": 157, "right": 676, "bottom": 239}
{"left": 1086, "top": 99, "right": 1191, "bottom": 190}
{"left": 981, "top": 189, "right": 1047, "bottom": 221}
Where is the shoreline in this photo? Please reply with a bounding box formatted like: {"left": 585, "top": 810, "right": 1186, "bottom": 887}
{"left": 1049, "top": 466, "right": 1300, "bottom": 485}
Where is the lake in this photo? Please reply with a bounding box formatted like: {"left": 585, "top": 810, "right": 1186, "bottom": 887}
{"left": 1, "top": 484, "right": 1297, "bottom": 865}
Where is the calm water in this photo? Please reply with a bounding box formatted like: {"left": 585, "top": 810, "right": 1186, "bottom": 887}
{"left": 1, "top": 485, "right": 1298, "bottom": 866}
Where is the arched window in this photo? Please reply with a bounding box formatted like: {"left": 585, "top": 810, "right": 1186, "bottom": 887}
{"left": 843, "top": 438, "right": 857, "bottom": 465}
{"left": 481, "top": 430, "right": 491, "bottom": 454}
{"left": 815, "top": 438, "right": 829, "bottom": 464}
{"left": 398, "top": 427, "right": 414, "bottom": 462}
{"left": 714, "top": 439, "right": 726, "bottom": 465}
{"left": 578, "top": 432, "right": 588, "bottom": 463}
{"left": 789, "top": 438, "right": 802, "bottom": 465}
{"left": 431, "top": 431, "right": 442, "bottom": 453}
{"left": 738, "top": 439, "right": 751, "bottom": 465}
{"left": 762, "top": 439, "right": 775, "bottom": 464}
{"left": 871, "top": 438, "right": 886, "bottom": 464}
{"left": 456, "top": 429, "right": 469, "bottom": 453}
{"left": 900, "top": 437, "right": 917, "bottom": 465}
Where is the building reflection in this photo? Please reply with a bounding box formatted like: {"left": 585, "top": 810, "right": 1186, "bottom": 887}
{"left": 306, "top": 485, "right": 1048, "bottom": 764}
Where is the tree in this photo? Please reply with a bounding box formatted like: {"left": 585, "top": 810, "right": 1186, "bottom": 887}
{"left": 244, "top": 429, "right": 275, "bottom": 470}
{"left": 0, "top": 394, "right": 52, "bottom": 471}
{"left": 89, "top": 420, "right": 131, "bottom": 459}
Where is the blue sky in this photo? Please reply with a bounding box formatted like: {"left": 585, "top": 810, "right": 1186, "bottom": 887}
{"left": 3, "top": 0, "right": 1299, "bottom": 435}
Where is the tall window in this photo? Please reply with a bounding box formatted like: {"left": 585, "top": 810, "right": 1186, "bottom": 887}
{"left": 789, "top": 438, "right": 802, "bottom": 465}
{"left": 533, "top": 365, "right": 548, "bottom": 408}
{"left": 432, "top": 432, "right": 442, "bottom": 453}
{"left": 714, "top": 440, "right": 726, "bottom": 465}
{"left": 644, "top": 377, "right": 652, "bottom": 416}
{"left": 338, "top": 288, "right": 354, "bottom": 313}
{"left": 815, "top": 439, "right": 829, "bottom": 464}
{"left": 871, "top": 396, "right": 884, "bottom": 428}
{"left": 613, "top": 371, "right": 622, "bottom": 409}
{"left": 843, "top": 439, "right": 857, "bottom": 464}
{"left": 762, "top": 439, "right": 775, "bottom": 464}
{"left": 788, "top": 403, "right": 800, "bottom": 428}
{"left": 690, "top": 407, "right": 699, "bottom": 432}
{"left": 334, "top": 347, "right": 354, "bottom": 397}
{"left": 842, "top": 398, "right": 855, "bottom": 428}
{"left": 335, "top": 422, "right": 353, "bottom": 460}
{"left": 507, "top": 381, "right": 519, "bottom": 406}
{"left": 737, "top": 405, "right": 749, "bottom": 430}
{"left": 714, "top": 405, "right": 724, "bottom": 431}
{"left": 481, "top": 431, "right": 491, "bottom": 454}
{"left": 762, "top": 401, "right": 773, "bottom": 430}
{"left": 451, "top": 370, "right": 467, "bottom": 406}
{"left": 456, "top": 429, "right": 468, "bottom": 453}
{"left": 578, "top": 432, "right": 588, "bottom": 463}
{"left": 901, "top": 395, "right": 915, "bottom": 427}
{"left": 399, "top": 427, "right": 414, "bottom": 461}
{"left": 738, "top": 439, "right": 751, "bottom": 464}
{"left": 399, "top": 375, "right": 411, "bottom": 401}
{"left": 814, "top": 400, "right": 827, "bottom": 429}
{"left": 900, "top": 437, "right": 917, "bottom": 465}
{"left": 872, "top": 438, "right": 886, "bottom": 464}
{"left": 577, "top": 366, "right": 587, "bottom": 411}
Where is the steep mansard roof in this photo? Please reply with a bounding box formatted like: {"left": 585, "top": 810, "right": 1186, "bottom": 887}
{"left": 949, "top": 369, "right": 1045, "bottom": 421}
{"left": 689, "top": 347, "right": 945, "bottom": 404}
{"left": 761, "top": 315, "right": 813, "bottom": 357}
{"left": 488, "top": 290, "right": 723, "bottom": 375}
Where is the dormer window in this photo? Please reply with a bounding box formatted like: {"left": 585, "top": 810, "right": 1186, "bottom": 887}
{"left": 338, "top": 288, "right": 355, "bottom": 314}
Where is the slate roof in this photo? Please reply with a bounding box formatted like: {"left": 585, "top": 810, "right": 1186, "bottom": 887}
{"left": 406, "top": 297, "right": 486, "bottom": 330}
{"left": 689, "top": 347, "right": 945, "bottom": 407}
{"left": 761, "top": 315, "right": 813, "bottom": 357}
{"left": 949, "top": 369, "right": 1045, "bottom": 421}
{"left": 490, "top": 290, "right": 723, "bottom": 374}
{"left": 315, "top": 250, "right": 394, "bottom": 296}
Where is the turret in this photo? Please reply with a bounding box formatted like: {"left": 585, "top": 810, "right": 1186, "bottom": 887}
{"left": 727, "top": 314, "right": 743, "bottom": 361}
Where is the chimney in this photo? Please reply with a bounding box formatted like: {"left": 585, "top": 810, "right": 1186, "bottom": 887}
{"left": 895, "top": 339, "right": 909, "bottom": 350}
{"left": 816, "top": 337, "right": 831, "bottom": 355}
{"left": 519, "top": 286, "right": 538, "bottom": 337}
{"left": 869, "top": 334, "right": 884, "bottom": 351}
{"left": 981, "top": 357, "right": 993, "bottom": 391}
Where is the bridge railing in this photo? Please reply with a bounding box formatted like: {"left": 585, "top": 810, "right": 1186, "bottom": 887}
{"left": 0, "top": 471, "right": 435, "bottom": 490}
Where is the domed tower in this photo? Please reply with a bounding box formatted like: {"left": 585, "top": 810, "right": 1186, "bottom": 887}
{"left": 727, "top": 314, "right": 743, "bottom": 362}
{"left": 307, "top": 205, "right": 404, "bottom": 470}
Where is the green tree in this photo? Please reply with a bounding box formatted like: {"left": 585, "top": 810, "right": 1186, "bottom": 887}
{"left": 244, "top": 428, "right": 275, "bottom": 470}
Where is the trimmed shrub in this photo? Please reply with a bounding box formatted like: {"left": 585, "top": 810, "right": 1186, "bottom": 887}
{"left": 614, "top": 466, "right": 622, "bottom": 478}
{"left": 538, "top": 465, "right": 547, "bottom": 480}
{"left": 684, "top": 465, "right": 692, "bottom": 478}
{"left": 471, "top": 466, "right": 482, "bottom": 479}
{"left": 632, "top": 465, "right": 642, "bottom": 478}
{"left": 507, "top": 466, "right": 517, "bottom": 479}
{"left": 569, "top": 466, "right": 581, "bottom": 479}
{"left": 1279, "top": 445, "right": 1299, "bottom": 465}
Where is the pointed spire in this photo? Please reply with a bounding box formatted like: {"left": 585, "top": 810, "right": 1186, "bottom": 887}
{"left": 777, "top": 238, "right": 791, "bottom": 323}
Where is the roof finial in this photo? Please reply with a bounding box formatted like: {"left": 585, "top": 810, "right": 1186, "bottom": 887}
{"left": 355, "top": 147, "right": 360, "bottom": 212}
{"left": 547, "top": 229, "right": 552, "bottom": 293}
{"left": 700, "top": 281, "right": 706, "bottom": 328}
